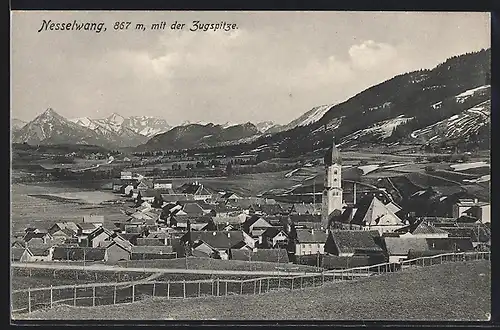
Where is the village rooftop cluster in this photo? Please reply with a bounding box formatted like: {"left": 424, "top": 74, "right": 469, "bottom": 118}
{"left": 11, "top": 141, "right": 491, "bottom": 269}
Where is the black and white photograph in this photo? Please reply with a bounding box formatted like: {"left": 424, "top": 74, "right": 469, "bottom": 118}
{"left": 10, "top": 11, "right": 491, "bottom": 322}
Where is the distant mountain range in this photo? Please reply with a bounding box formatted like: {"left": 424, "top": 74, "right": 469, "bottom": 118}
{"left": 11, "top": 111, "right": 280, "bottom": 149}
{"left": 11, "top": 49, "right": 490, "bottom": 153}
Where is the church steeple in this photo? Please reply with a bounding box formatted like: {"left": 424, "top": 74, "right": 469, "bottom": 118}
{"left": 322, "top": 136, "right": 343, "bottom": 228}
{"left": 324, "top": 137, "right": 342, "bottom": 166}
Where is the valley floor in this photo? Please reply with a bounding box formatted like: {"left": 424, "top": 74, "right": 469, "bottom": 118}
{"left": 18, "top": 260, "right": 490, "bottom": 321}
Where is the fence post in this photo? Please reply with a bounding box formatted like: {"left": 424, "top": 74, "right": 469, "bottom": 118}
{"left": 132, "top": 284, "right": 135, "bottom": 302}
{"left": 183, "top": 280, "right": 186, "bottom": 298}
{"left": 211, "top": 279, "right": 214, "bottom": 296}
{"left": 217, "top": 279, "right": 220, "bottom": 296}
{"left": 225, "top": 280, "right": 228, "bottom": 296}
{"left": 259, "top": 279, "right": 262, "bottom": 294}
{"left": 267, "top": 278, "right": 270, "bottom": 292}
{"left": 29, "top": 268, "right": 32, "bottom": 277}
{"left": 28, "top": 288, "right": 31, "bottom": 314}
{"left": 291, "top": 278, "right": 294, "bottom": 290}
{"left": 53, "top": 270, "right": 55, "bottom": 278}
{"left": 278, "top": 276, "right": 281, "bottom": 289}
{"left": 253, "top": 280, "right": 257, "bottom": 294}
{"left": 50, "top": 285, "right": 53, "bottom": 309}
{"left": 153, "top": 282, "right": 156, "bottom": 297}
{"left": 167, "top": 281, "right": 170, "bottom": 300}
{"left": 312, "top": 275, "right": 315, "bottom": 286}
{"left": 322, "top": 273, "right": 325, "bottom": 285}
{"left": 198, "top": 281, "right": 201, "bottom": 297}
{"left": 240, "top": 280, "right": 243, "bottom": 295}
{"left": 300, "top": 276, "right": 303, "bottom": 289}
{"left": 113, "top": 284, "right": 117, "bottom": 305}
{"left": 92, "top": 286, "right": 96, "bottom": 307}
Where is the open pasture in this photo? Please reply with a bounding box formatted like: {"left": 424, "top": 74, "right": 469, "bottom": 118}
{"left": 11, "top": 184, "right": 128, "bottom": 234}
{"left": 21, "top": 260, "right": 491, "bottom": 321}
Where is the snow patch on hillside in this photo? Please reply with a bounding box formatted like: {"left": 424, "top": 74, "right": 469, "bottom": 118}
{"left": 451, "top": 161, "right": 490, "bottom": 171}
{"left": 339, "top": 115, "right": 413, "bottom": 146}
{"left": 410, "top": 100, "right": 490, "bottom": 142}
{"left": 455, "top": 85, "right": 490, "bottom": 103}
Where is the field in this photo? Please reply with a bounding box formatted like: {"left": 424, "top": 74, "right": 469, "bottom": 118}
{"left": 11, "top": 184, "right": 128, "bottom": 234}
{"left": 168, "top": 171, "right": 300, "bottom": 196}
{"left": 20, "top": 260, "right": 491, "bottom": 321}
{"left": 11, "top": 266, "right": 155, "bottom": 290}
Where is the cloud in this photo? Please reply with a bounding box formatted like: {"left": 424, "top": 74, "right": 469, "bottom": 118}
{"left": 348, "top": 40, "right": 399, "bottom": 71}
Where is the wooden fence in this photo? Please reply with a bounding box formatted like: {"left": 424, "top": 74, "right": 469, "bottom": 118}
{"left": 11, "top": 251, "right": 490, "bottom": 315}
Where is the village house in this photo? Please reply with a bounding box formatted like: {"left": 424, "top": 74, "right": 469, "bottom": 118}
{"left": 77, "top": 222, "right": 101, "bottom": 236}
{"left": 335, "top": 196, "right": 407, "bottom": 234}
{"left": 138, "top": 189, "right": 162, "bottom": 203}
{"left": 52, "top": 247, "right": 107, "bottom": 262}
{"left": 11, "top": 240, "right": 26, "bottom": 249}
{"left": 325, "top": 230, "right": 385, "bottom": 258}
{"left": 181, "top": 202, "right": 206, "bottom": 217}
{"left": 289, "top": 203, "right": 321, "bottom": 215}
{"left": 425, "top": 237, "right": 474, "bottom": 254}
{"left": 249, "top": 203, "right": 285, "bottom": 216}
{"left": 452, "top": 199, "right": 490, "bottom": 223}
{"left": 290, "top": 214, "right": 322, "bottom": 223}
{"left": 147, "top": 231, "right": 171, "bottom": 245}
{"left": 82, "top": 215, "right": 104, "bottom": 225}
{"left": 87, "top": 226, "right": 117, "bottom": 248}
{"left": 220, "top": 192, "right": 241, "bottom": 203}
{"left": 118, "top": 233, "right": 141, "bottom": 245}
{"left": 213, "top": 215, "right": 246, "bottom": 231}
{"left": 136, "top": 237, "right": 165, "bottom": 246}
{"left": 48, "top": 222, "right": 79, "bottom": 236}
{"left": 409, "top": 221, "right": 450, "bottom": 238}
{"left": 227, "top": 197, "right": 263, "bottom": 210}
{"left": 11, "top": 247, "right": 32, "bottom": 262}
{"left": 231, "top": 248, "right": 290, "bottom": 263}
{"left": 99, "top": 238, "right": 133, "bottom": 263}
{"left": 160, "top": 193, "right": 196, "bottom": 203}
{"left": 130, "top": 245, "right": 176, "bottom": 260}
{"left": 259, "top": 227, "right": 289, "bottom": 249}
{"left": 182, "top": 231, "right": 255, "bottom": 260}
{"left": 153, "top": 179, "right": 173, "bottom": 190}
{"left": 293, "top": 229, "right": 328, "bottom": 256}
{"left": 137, "top": 179, "right": 154, "bottom": 192}
{"left": 121, "top": 183, "right": 137, "bottom": 196}
{"left": 178, "top": 183, "right": 212, "bottom": 201}
{"left": 120, "top": 171, "right": 133, "bottom": 180}
{"left": 440, "top": 223, "right": 490, "bottom": 248}
{"left": 242, "top": 214, "right": 274, "bottom": 238}
{"left": 23, "top": 232, "right": 54, "bottom": 246}
{"left": 25, "top": 245, "right": 55, "bottom": 262}
{"left": 383, "top": 236, "right": 430, "bottom": 263}
{"left": 113, "top": 179, "right": 124, "bottom": 192}
{"left": 212, "top": 203, "right": 240, "bottom": 217}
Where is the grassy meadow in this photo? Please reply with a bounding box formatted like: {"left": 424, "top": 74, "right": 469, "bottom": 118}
{"left": 19, "top": 260, "right": 491, "bottom": 321}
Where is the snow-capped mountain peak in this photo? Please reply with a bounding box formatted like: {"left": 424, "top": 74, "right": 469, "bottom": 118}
{"left": 107, "top": 112, "right": 125, "bottom": 125}
{"left": 255, "top": 121, "right": 276, "bottom": 133}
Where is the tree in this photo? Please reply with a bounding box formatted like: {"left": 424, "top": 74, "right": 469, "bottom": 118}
{"left": 225, "top": 162, "right": 233, "bottom": 176}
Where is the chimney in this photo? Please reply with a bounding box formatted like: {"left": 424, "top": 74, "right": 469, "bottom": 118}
{"left": 474, "top": 198, "right": 478, "bottom": 204}
{"left": 311, "top": 229, "right": 314, "bottom": 235}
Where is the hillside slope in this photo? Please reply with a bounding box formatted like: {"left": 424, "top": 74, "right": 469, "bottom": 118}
{"left": 141, "top": 122, "right": 261, "bottom": 151}
{"left": 21, "top": 260, "right": 491, "bottom": 321}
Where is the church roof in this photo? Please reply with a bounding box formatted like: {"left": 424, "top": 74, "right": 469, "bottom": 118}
{"left": 351, "top": 196, "right": 404, "bottom": 227}
{"left": 324, "top": 138, "right": 341, "bottom": 166}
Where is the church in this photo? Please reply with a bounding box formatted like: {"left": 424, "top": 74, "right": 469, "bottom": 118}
{"left": 321, "top": 138, "right": 406, "bottom": 235}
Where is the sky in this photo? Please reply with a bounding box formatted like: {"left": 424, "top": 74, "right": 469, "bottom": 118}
{"left": 11, "top": 11, "right": 490, "bottom": 126}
